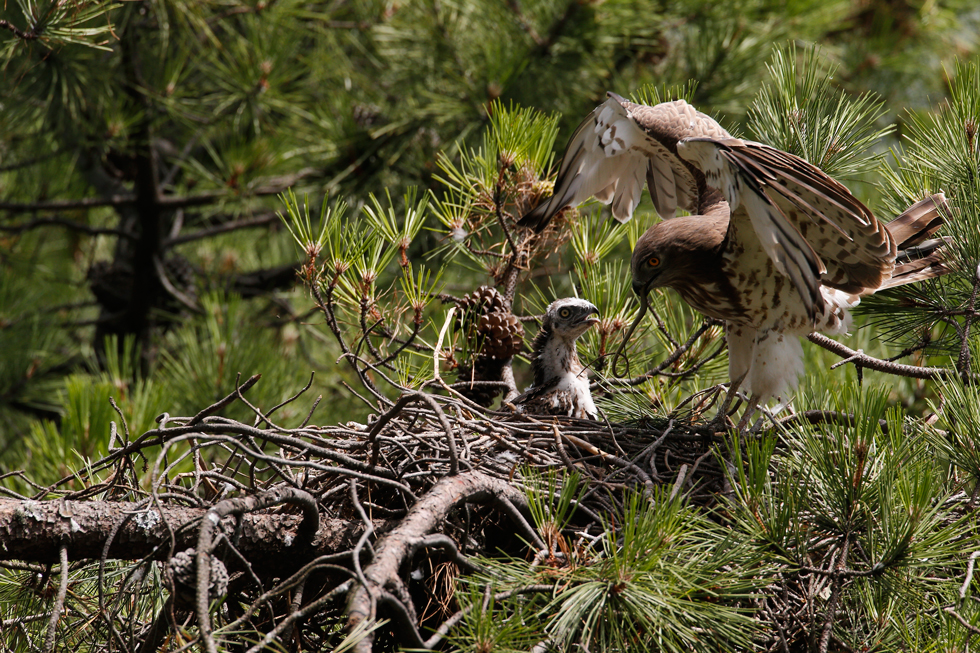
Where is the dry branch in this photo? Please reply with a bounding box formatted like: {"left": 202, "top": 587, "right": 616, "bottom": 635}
{"left": 196, "top": 488, "right": 320, "bottom": 653}
{"left": 806, "top": 333, "right": 955, "bottom": 380}
{"left": 0, "top": 498, "right": 372, "bottom": 566}
{"left": 345, "top": 470, "right": 533, "bottom": 653}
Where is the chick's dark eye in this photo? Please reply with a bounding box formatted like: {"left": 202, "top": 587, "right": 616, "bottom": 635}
{"left": 648, "top": 256, "right": 661, "bottom": 268}
{"left": 559, "top": 308, "right": 571, "bottom": 318}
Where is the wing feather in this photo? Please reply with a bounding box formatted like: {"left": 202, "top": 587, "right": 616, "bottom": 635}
{"left": 612, "top": 156, "right": 648, "bottom": 221}
{"left": 646, "top": 151, "right": 678, "bottom": 219}
{"left": 730, "top": 143, "right": 894, "bottom": 289}
{"left": 737, "top": 182, "right": 825, "bottom": 316}
{"left": 519, "top": 94, "right": 732, "bottom": 231}
{"left": 678, "top": 137, "right": 897, "bottom": 303}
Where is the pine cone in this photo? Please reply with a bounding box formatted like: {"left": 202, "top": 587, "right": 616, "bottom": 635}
{"left": 169, "top": 548, "right": 229, "bottom": 609}
{"left": 477, "top": 311, "right": 524, "bottom": 360}
{"left": 451, "top": 285, "right": 523, "bottom": 406}
{"left": 455, "top": 285, "right": 508, "bottom": 329}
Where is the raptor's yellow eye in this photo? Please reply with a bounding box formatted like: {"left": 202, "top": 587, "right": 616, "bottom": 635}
{"left": 648, "top": 256, "right": 661, "bottom": 267}
{"left": 559, "top": 308, "right": 571, "bottom": 318}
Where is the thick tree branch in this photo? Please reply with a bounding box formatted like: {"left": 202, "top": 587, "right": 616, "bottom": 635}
{"left": 345, "top": 470, "right": 531, "bottom": 653}
{"left": 196, "top": 488, "right": 320, "bottom": 653}
{"left": 773, "top": 410, "right": 890, "bottom": 434}
{"left": 163, "top": 212, "right": 280, "bottom": 247}
{"left": 0, "top": 498, "right": 374, "bottom": 567}
{"left": 0, "top": 195, "right": 137, "bottom": 212}
{"left": 0, "top": 179, "right": 311, "bottom": 214}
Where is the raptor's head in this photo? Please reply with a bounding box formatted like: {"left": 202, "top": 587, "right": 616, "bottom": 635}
{"left": 630, "top": 216, "right": 727, "bottom": 298}
{"left": 611, "top": 216, "right": 726, "bottom": 377}
{"left": 542, "top": 298, "right": 600, "bottom": 341}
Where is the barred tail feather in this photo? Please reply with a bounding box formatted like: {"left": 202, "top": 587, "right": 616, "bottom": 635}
{"left": 878, "top": 193, "right": 953, "bottom": 290}
{"left": 885, "top": 193, "right": 948, "bottom": 249}
{"left": 879, "top": 238, "right": 950, "bottom": 290}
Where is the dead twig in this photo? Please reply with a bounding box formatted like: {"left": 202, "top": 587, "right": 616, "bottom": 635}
{"left": 345, "top": 470, "right": 534, "bottom": 653}
{"left": 41, "top": 545, "right": 69, "bottom": 653}
{"left": 807, "top": 333, "right": 956, "bottom": 380}
{"left": 195, "top": 488, "right": 320, "bottom": 653}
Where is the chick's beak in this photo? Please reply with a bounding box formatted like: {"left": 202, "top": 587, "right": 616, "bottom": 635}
{"left": 584, "top": 305, "right": 600, "bottom": 326}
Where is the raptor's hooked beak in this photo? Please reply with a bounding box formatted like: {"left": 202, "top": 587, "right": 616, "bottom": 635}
{"left": 632, "top": 272, "right": 660, "bottom": 298}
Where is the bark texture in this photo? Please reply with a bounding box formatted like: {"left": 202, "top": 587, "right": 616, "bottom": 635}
{"left": 0, "top": 498, "right": 374, "bottom": 567}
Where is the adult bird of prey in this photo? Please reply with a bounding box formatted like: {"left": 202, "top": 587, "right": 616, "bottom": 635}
{"left": 520, "top": 93, "right": 950, "bottom": 421}
{"left": 513, "top": 298, "right": 600, "bottom": 419}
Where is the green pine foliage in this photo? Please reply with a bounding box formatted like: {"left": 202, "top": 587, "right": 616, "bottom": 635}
{"left": 0, "top": 558, "right": 167, "bottom": 651}
{"left": 857, "top": 58, "right": 980, "bottom": 367}
{"left": 726, "top": 384, "right": 977, "bottom": 649}
{"left": 464, "top": 475, "right": 766, "bottom": 651}
{"left": 748, "top": 44, "right": 894, "bottom": 181}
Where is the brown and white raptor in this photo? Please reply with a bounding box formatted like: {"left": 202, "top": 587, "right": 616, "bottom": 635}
{"left": 521, "top": 93, "right": 951, "bottom": 416}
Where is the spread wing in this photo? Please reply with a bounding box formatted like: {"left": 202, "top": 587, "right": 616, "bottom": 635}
{"left": 677, "top": 137, "right": 896, "bottom": 318}
{"left": 519, "top": 94, "right": 731, "bottom": 231}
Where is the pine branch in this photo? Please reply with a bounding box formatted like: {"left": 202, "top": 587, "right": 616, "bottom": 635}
{"left": 0, "top": 498, "right": 365, "bottom": 564}
{"left": 0, "top": 19, "right": 39, "bottom": 40}
{"left": 163, "top": 212, "right": 280, "bottom": 246}
{"left": 0, "top": 216, "right": 133, "bottom": 238}
{"left": 0, "top": 195, "right": 138, "bottom": 212}
{"left": 0, "top": 176, "right": 314, "bottom": 214}
{"left": 345, "top": 470, "right": 533, "bottom": 653}
{"left": 807, "top": 333, "right": 957, "bottom": 380}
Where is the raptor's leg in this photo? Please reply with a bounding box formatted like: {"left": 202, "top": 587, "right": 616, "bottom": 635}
{"left": 746, "top": 397, "right": 794, "bottom": 432}
{"left": 703, "top": 323, "right": 755, "bottom": 435}
{"left": 735, "top": 394, "right": 760, "bottom": 432}
{"left": 728, "top": 327, "right": 804, "bottom": 434}
{"left": 705, "top": 370, "right": 748, "bottom": 435}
